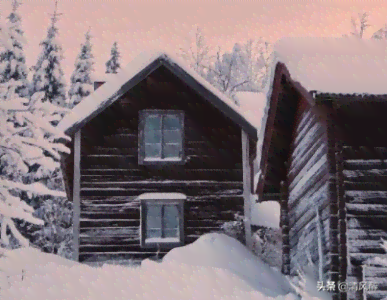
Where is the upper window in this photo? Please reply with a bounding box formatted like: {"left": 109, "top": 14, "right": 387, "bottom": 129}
{"left": 139, "top": 110, "right": 184, "bottom": 164}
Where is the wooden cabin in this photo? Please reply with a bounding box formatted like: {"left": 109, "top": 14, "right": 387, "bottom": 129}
{"left": 255, "top": 37, "right": 387, "bottom": 300}
{"left": 57, "top": 51, "right": 258, "bottom": 265}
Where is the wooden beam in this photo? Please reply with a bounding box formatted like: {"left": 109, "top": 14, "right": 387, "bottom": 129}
{"left": 73, "top": 129, "right": 81, "bottom": 261}
{"left": 242, "top": 130, "right": 252, "bottom": 250}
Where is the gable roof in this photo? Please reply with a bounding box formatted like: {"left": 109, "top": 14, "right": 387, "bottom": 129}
{"left": 254, "top": 36, "right": 387, "bottom": 196}
{"left": 58, "top": 50, "right": 258, "bottom": 140}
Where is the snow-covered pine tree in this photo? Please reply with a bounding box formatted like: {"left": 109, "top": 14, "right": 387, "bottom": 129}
{"left": 68, "top": 28, "right": 94, "bottom": 108}
{"left": 30, "top": 1, "right": 67, "bottom": 108}
{"left": 105, "top": 41, "right": 120, "bottom": 74}
{"left": 0, "top": 17, "right": 70, "bottom": 248}
{"left": 0, "top": 0, "right": 29, "bottom": 100}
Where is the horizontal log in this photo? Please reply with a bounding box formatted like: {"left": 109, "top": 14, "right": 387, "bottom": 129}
{"left": 350, "top": 253, "right": 387, "bottom": 266}
{"left": 346, "top": 203, "right": 387, "bottom": 215}
{"left": 81, "top": 180, "right": 242, "bottom": 189}
{"left": 82, "top": 175, "right": 145, "bottom": 182}
{"left": 79, "top": 251, "right": 167, "bottom": 263}
{"left": 80, "top": 218, "right": 140, "bottom": 228}
{"left": 103, "top": 134, "right": 137, "bottom": 148}
{"left": 186, "top": 219, "right": 233, "bottom": 228}
{"left": 345, "top": 191, "right": 387, "bottom": 205}
{"left": 80, "top": 236, "right": 140, "bottom": 247}
{"left": 344, "top": 181, "right": 387, "bottom": 191}
{"left": 347, "top": 216, "right": 387, "bottom": 229}
{"left": 186, "top": 227, "right": 221, "bottom": 236}
{"left": 80, "top": 211, "right": 140, "bottom": 220}
{"left": 186, "top": 209, "right": 238, "bottom": 221}
{"left": 347, "top": 239, "right": 387, "bottom": 253}
{"left": 81, "top": 202, "right": 140, "bottom": 213}
{"left": 344, "top": 160, "right": 387, "bottom": 171}
{"left": 363, "top": 266, "right": 387, "bottom": 278}
{"left": 364, "top": 290, "right": 387, "bottom": 300}
{"left": 79, "top": 226, "right": 139, "bottom": 238}
{"left": 80, "top": 244, "right": 148, "bottom": 253}
{"left": 81, "top": 168, "right": 243, "bottom": 181}
{"left": 347, "top": 229, "right": 387, "bottom": 241}
{"left": 343, "top": 169, "right": 387, "bottom": 182}
{"left": 83, "top": 147, "right": 137, "bottom": 155}
{"left": 342, "top": 146, "right": 387, "bottom": 160}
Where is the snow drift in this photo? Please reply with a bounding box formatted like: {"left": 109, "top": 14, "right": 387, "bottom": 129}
{"left": 0, "top": 233, "right": 301, "bottom": 300}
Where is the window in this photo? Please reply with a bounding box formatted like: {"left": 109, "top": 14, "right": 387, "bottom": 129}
{"left": 140, "top": 193, "right": 185, "bottom": 248}
{"left": 139, "top": 110, "right": 184, "bottom": 164}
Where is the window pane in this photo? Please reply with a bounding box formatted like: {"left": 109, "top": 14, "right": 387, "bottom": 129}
{"left": 163, "top": 130, "right": 182, "bottom": 144}
{"left": 145, "top": 115, "right": 162, "bottom": 131}
{"left": 164, "top": 143, "right": 181, "bottom": 158}
{"left": 146, "top": 204, "right": 162, "bottom": 238}
{"left": 163, "top": 205, "right": 179, "bottom": 231}
{"left": 145, "top": 143, "right": 162, "bottom": 158}
{"left": 164, "top": 228, "right": 179, "bottom": 238}
{"left": 163, "top": 115, "right": 181, "bottom": 130}
{"left": 144, "top": 130, "right": 162, "bottom": 143}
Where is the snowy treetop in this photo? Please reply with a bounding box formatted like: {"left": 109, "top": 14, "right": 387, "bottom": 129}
{"left": 272, "top": 36, "right": 387, "bottom": 95}
{"left": 58, "top": 49, "right": 259, "bottom": 135}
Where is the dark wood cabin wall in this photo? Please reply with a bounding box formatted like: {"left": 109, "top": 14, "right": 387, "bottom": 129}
{"left": 341, "top": 146, "right": 387, "bottom": 300}
{"left": 77, "top": 74, "right": 248, "bottom": 263}
{"left": 287, "top": 99, "right": 330, "bottom": 280}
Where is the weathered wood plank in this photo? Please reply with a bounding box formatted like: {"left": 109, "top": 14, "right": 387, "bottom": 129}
{"left": 79, "top": 251, "right": 168, "bottom": 263}
{"left": 80, "top": 219, "right": 140, "bottom": 228}
{"left": 344, "top": 160, "right": 387, "bottom": 171}
{"left": 347, "top": 216, "right": 387, "bottom": 229}
{"left": 73, "top": 129, "right": 81, "bottom": 261}
{"left": 364, "top": 291, "right": 387, "bottom": 300}
{"left": 80, "top": 211, "right": 140, "bottom": 220}
{"left": 345, "top": 191, "right": 387, "bottom": 205}
{"left": 347, "top": 229, "right": 387, "bottom": 241}
{"left": 80, "top": 236, "right": 140, "bottom": 246}
{"left": 79, "top": 227, "right": 139, "bottom": 238}
{"left": 346, "top": 203, "right": 387, "bottom": 215}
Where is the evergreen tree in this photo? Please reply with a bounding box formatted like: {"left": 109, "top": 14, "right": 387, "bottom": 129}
{"left": 30, "top": 1, "right": 67, "bottom": 108}
{"left": 68, "top": 28, "right": 94, "bottom": 108}
{"left": 0, "top": 0, "right": 29, "bottom": 99}
{"left": 105, "top": 42, "right": 121, "bottom": 74}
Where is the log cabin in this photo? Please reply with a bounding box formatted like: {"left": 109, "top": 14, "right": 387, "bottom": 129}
{"left": 255, "top": 37, "right": 387, "bottom": 300}
{"left": 57, "top": 50, "right": 259, "bottom": 265}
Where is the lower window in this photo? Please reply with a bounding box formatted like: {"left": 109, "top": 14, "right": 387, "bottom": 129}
{"left": 140, "top": 193, "right": 185, "bottom": 248}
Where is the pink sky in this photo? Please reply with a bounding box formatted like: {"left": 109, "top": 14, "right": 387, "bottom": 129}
{"left": 3, "top": 0, "right": 387, "bottom": 80}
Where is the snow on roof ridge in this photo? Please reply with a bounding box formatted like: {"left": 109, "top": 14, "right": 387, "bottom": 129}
{"left": 58, "top": 49, "right": 257, "bottom": 134}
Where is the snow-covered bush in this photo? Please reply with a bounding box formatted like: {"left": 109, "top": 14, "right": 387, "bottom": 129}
{"left": 220, "top": 212, "right": 245, "bottom": 244}
{"left": 252, "top": 226, "right": 282, "bottom": 270}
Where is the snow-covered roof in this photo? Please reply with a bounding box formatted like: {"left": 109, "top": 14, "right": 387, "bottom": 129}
{"left": 254, "top": 36, "right": 387, "bottom": 195}
{"left": 235, "top": 92, "right": 267, "bottom": 130}
{"left": 58, "top": 50, "right": 258, "bottom": 139}
{"left": 273, "top": 36, "right": 387, "bottom": 95}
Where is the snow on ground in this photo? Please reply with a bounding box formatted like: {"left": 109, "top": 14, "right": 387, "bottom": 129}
{"left": 0, "top": 233, "right": 320, "bottom": 300}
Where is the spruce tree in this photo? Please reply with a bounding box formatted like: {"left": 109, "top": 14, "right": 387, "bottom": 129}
{"left": 0, "top": 0, "right": 29, "bottom": 99}
{"left": 68, "top": 28, "right": 94, "bottom": 108}
{"left": 30, "top": 1, "right": 67, "bottom": 108}
{"left": 105, "top": 42, "right": 121, "bottom": 74}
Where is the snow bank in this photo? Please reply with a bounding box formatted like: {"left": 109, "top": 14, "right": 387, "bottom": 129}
{"left": 1, "top": 234, "right": 300, "bottom": 300}
{"left": 251, "top": 200, "right": 280, "bottom": 228}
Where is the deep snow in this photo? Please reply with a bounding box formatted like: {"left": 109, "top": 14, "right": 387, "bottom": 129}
{"left": 0, "top": 233, "right": 332, "bottom": 300}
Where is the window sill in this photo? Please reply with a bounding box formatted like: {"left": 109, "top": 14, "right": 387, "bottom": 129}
{"left": 139, "top": 157, "right": 185, "bottom": 166}
{"left": 141, "top": 239, "right": 184, "bottom": 249}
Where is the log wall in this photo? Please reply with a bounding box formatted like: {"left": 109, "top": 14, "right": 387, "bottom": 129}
{"left": 342, "top": 146, "right": 387, "bottom": 300}
{"left": 287, "top": 100, "right": 330, "bottom": 281}
{"left": 76, "top": 72, "right": 250, "bottom": 263}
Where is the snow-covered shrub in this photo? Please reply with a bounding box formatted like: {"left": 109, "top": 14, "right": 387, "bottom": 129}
{"left": 220, "top": 212, "right": 245, "bottom": 244}
{"left": 252, "top": 226, "right": 282, "bottom": 270}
